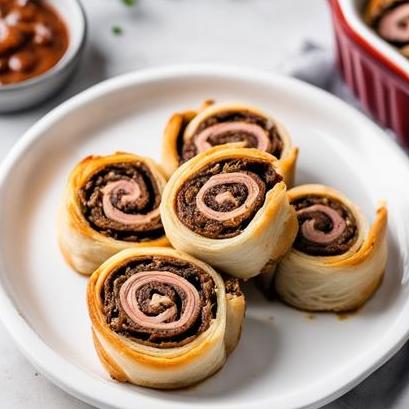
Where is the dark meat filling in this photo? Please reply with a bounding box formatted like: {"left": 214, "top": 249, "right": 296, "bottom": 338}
{"left": 78, "top": 163, "right": 164, "bottom": 242}
{"left": 292, "top": 195, "right": 358, "bottom": 256}
{"left": 102, "top": 255, "right": 217, "bottom": 348}
{"left": 223, "top": 274, "right": 243, "bottom": 297}
{"left": 175, "top": 159, "right": 282, "bottom": 239}
{"left": 180, "top": 111, "right": 283, "bottom": 163}
{"left": 202, "top": 173, "right": 265, "bottom": 213}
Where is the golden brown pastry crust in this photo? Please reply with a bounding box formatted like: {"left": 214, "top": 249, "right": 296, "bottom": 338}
{"left": 161, "top": 101, "right": 298, "bottom": 186}
{"left": 161, "top": 100, "right": 214, "bottom": 178}
{"left": 365, "top": 0, "right": 399, "bottom": 24}
{"left": 224, "top": 293, "right": 246, "bottom": 355}
{"left": 402, "top": 44, "right": 409, "bottom": 57}
{"left": 58, "top": 153, "right": 169, "bottom": 275}
{"left": 87, "top": 247, "right": 245, "bottom": 389}
{"left": 273, "top": 184, "right": 388, "bottom": 312}
{"left": 160, "top": 146, "right": 298, "bottom": 280}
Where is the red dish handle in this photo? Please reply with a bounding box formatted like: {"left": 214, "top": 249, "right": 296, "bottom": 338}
{"left": 328, "top": 0, "right": 409, "bottom": 144}
{"left": 328, "top": 0, "right": 409, "bottom": 83}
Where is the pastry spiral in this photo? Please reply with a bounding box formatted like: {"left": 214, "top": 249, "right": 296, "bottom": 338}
{"left": 365, "top": 0, "right": 409, "bottom": 57}
{"left": 160, "top": 146, "right": 298, "bottom": 279}
{"left": 161, "top": 101, "right": 298, "bottom": 185}
{"left": 58, "top": 153, "right": 169, "bottom": 275}
{"left": 87, "top": 247, "right": 245, "bottom": 389}
{"left": 269, "top": 184, "right": 388, "bottom": 312}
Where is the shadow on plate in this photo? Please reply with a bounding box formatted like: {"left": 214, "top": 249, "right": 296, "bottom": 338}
{"left": 154, "top": 315, "right": 280, "bottom": 401}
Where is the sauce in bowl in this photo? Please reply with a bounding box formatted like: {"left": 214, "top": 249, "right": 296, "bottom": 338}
{"left": 0, "top": 0, "right": 68, "bottom": 86}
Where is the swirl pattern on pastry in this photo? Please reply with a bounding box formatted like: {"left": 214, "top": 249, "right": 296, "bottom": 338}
{"left": 161, "top": 147, "right": 298, "bottom": 279}
{"left": 195, "top": 172, "right": 261, "bottom": 222}
{"left": 377, "top": 2, "right": 409, "bottom": 44}
{"left": 79, "top": 162, "right": 163, "bottom": 241}
{"left": 88, "top": 247, "right": 246, "bottom": 388}
{"left": 58, "top": 153, "right": 169, "bottom": 275}
{"left": 175, "top": 158, "right": 281, "bottom": 239}
{"left": 193, "top": 122, "right": 271, "bottom": 154}
{"left": 181, "top": 108, "right": 283, "bottom": 163}
{"left": 268, "top": 184, "right": 388, "bottom": 312}
{"left": 102, "top": 253, "right": 216, "bottom": 347}
{"left": 161, "top": 102, "right": 298, "bottom": 186}
{"left": 292, "top": 196, "right": 358, "bottom": 256}
{"left": 119, "top": 271, "right": 200, "bottom": 332}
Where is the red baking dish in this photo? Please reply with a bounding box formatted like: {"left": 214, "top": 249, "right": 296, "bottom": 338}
{"left": 329, "top": 0, "right": 409, "bottom": 145}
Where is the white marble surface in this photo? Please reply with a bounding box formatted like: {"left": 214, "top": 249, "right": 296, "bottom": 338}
{"left": 2, "top": 1, "right": 403, "bottom": 408}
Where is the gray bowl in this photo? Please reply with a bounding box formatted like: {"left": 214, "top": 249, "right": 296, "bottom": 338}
{"left": 0, "top": 0, "right": 87, "bottom": 113}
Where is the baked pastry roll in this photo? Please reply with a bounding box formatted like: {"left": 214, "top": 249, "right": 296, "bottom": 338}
{"left": 87, "top": 247, "right": 245, "bottom": 389}
{"left": 160, "top": 146, "right": 298, "bottom": 280}
{"left": 58, "top": 153, "right": 169, "bottom": 275}
{"left": 365, "top": 0, "right": 409, "bottom": 57}
{"left": 270, "top": 184, "right": 388, "bottom": 312}
{"left": 161, "top": 100, "right": 298, "bottom": 185}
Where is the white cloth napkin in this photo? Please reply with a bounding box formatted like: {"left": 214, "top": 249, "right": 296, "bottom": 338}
{"left": 278, "top": 41, "right": 409, "bottom": 409}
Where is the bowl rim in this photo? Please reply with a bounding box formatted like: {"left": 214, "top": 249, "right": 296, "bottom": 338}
{"left": 0, "top": 0, "right": 87, "bottom": 92}
{"left": 335, "top": 0, "right": 409, "bottom": 81}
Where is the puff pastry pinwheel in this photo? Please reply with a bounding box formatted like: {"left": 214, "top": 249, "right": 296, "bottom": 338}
{"left": 58, "top": 153, "right": 169, "bottom": 275}
{"left": 161, "top": 100, "right": 298, "bottom": 185}
{"left": 87, "top": 247, "right": 245, "bottom": 389}
{"left": 365, "top": 0, "right": 409, "bottom": 57}
{"left": 160, "top": 146, "right": 298, "bottom": 280}
{"left": 269, "top": 184, "right": 388, "bottom": 312}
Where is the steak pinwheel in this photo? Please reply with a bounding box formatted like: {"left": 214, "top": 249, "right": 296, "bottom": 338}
{"left": 87, "top": 247, "right": 245, "bottom": 389}
{"left": 365, "top": 0, "right": 409, "bottom": 57}
{"left": 266, "top": 184, "right": 388, "bottom": 312}
{"left": 58, "top": 153, "right": 169, "bottom": 275}
{"left": 160, "top": 146, "right": 298, "bottom": 279}
{"left": 161, "top": 101, "right": 298, "bottom": 185}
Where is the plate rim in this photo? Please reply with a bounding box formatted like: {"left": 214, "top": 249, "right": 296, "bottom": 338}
{"left": 0, "top": 64, "right": 409, "bottom": 409}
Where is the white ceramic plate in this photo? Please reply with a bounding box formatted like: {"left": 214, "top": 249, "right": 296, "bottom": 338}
{"left": 1, "top": 65, "right": 409, "bottom": 409}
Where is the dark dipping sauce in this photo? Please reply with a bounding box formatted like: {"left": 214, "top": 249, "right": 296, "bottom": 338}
{"left": 0, "top": 0, "right": 68, "bottom": 85}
